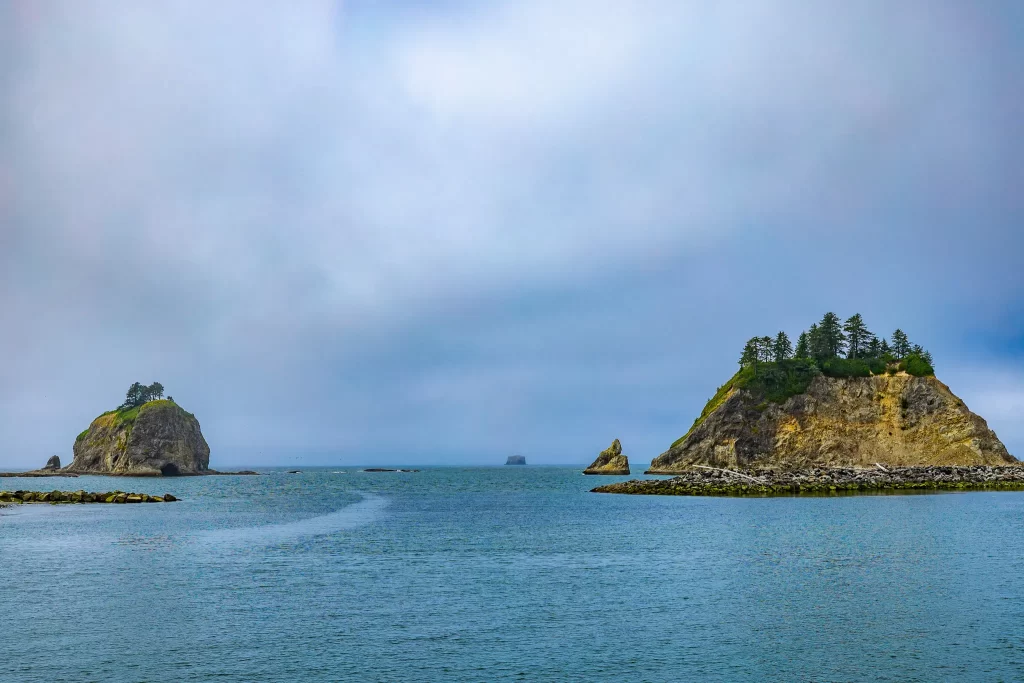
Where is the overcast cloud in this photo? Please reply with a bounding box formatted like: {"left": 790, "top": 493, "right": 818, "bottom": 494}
{"left": 1, "top": 0, "right": 1021, "bottom": 467}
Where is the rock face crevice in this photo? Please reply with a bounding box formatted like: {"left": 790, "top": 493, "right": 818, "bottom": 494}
{"left": 648, "top": 374, "right": 1014, "bottom": 473}
{"left": 67, "top": 401, "right": 210, "bottom": 475}
{"left": 584, "top": 439, "right": 630, "bottom": 475}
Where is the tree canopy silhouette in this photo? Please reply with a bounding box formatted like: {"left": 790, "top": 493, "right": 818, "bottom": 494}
{"left": 119, "top": 382, "right": 167, "bottom": 410}
{"left": 740, "top": 312, "right": 934, "bottom": 378}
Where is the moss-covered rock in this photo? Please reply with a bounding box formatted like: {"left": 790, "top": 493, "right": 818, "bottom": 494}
{"left": 1, "top": 489, "right": 178, "bottom": 504}
{"left": 583, "top": 439, "right": 631, "bottom": 475}
{"left": 595, "top": 465, "right": 1024, "bottom": 496}
{"left": 66, "top": 400, "right": 210, "bottom": 475}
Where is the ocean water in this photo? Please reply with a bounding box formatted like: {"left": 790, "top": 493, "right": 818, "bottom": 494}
{"left": 4, "top": 466, "right": 1024, "bottom": 682}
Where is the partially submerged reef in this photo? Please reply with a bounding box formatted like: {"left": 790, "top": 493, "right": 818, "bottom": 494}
{"left": 593, "top": 466, "right": 1024, "bottom": 496}
{"left": 0, "top": 490, "right": 178, "bottom": 504}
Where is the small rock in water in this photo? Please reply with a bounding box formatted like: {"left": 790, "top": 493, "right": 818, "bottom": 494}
{"left": 583, "top": 439, "right": 631, "bottom": 475}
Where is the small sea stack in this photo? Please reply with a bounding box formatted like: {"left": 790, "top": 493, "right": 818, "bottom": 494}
{"left": 505, "top": 455, "right": 526, "bottom": 466}
{"left": 41, "top": 455, "right": 61, "bottom": 471}
{"left": 583, "top": 439, "right": 630, "bottom": 475}
{"left": 68, "top": 384, "right": 210, "bottom": 476}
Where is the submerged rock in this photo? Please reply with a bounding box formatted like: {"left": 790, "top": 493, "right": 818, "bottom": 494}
{"left": 67, "top": 400, "right": 210, "bottom": 476}
{"left": 594, "top": 465, "right": 1024, "bottom": 496}
{"left": 649, "top": 374, "right": 1014, "bottom": 473}
{"left": 41, "top": 455, "right": 61, "bottom": 471}
{"left": 0, "top": 489, "right": 179, "bottom": 503}
{"left": 505, "top": 455, "right": 527, "bottom": 466}
{"left": 583, "top": 439, "right": 630, "bottom": 475}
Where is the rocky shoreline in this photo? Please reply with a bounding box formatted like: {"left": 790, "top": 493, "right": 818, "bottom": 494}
{"left": 0, "top": 469, "right": 256, "bottom": 478}
{"left": 0, "top": 471, "right": 80, "bottom": 478}
{"left": 591, "top": 466, "right": 1024, "bottom": 496}
{"left": 0, "top": 490, "right": 178, "bottom": 504}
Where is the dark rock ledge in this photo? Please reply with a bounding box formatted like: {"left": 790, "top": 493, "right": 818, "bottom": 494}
{"left": 0, "top": 490, "right": 179, "bottom": 504}
{"left": 0, "top": 471, "right": 80, "bottom": 478}
{"left": 592, "top": 466, "right": 1024, "bottom": 496}
{"left": 0, "top": 469, "right": 256, "bottom": 478}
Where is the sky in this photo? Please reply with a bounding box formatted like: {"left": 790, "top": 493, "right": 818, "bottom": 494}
{"left": 1, "top": 0, "right": 1021, "bottom": 468}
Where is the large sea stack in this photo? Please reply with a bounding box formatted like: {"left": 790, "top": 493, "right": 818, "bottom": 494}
{"left": 648, "top": 373, "right": 1013, "bottom": 473}
{"left": 584, "top": 439, "right": 630, "bottom": 475}
{"left": 67, "top": 400, "right": 210, "bottom": 476}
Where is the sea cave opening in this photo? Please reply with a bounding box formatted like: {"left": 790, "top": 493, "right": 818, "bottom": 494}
{"left": 160, "top": 463, "right": 181, "bottom": 476}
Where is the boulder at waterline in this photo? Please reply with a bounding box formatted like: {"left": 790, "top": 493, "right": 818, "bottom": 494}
{"left": 0, "top": 489, "right": 178, "bottom": 504}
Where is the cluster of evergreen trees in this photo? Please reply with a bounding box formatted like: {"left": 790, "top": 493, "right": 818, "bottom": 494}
{"left": 119, "top": 381, "right": 171, "bottom": 410}
{"left": 740, "top": 313, "right": 933, "bottom": 370}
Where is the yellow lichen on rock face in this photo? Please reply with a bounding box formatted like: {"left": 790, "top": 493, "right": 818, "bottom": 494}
{"left": 583, "top": 439, "right": 631, "bottom": 475}
{"left": 647, "top": 374, "right": 1014, "bottom": 473}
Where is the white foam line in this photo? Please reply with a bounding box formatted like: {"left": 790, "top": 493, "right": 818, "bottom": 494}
{"left": 198, "top": 493, "right": 387, "bottom": 547}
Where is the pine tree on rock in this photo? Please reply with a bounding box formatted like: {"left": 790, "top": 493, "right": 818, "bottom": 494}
{"left": 843, "top": 313, "right": 871, "bottom": 359}
{"left": 891, "top": 329, "right": 911, "bottom": 359}
{"left": 739, "top": 339, "right": 758, "bottom": 369}
{"left": 794, "top": 331, "right": 810, "bottom": 359}
{"left": 773, "top": 331, "right": 793, "bottom": 362}
{"left": 808, "top": 323, "right": 826, "bottom": 360}
{"left": 818, "top": 312, "right": 847, "bottom": 359}
{"left": 122, "top": 382, "right": 145, "bottom": 409}
{"left": 866, "top": 335, "right": 882, "bottom": 359}
{"left": 119, "top": 381, "right": 169, "bottom": 410}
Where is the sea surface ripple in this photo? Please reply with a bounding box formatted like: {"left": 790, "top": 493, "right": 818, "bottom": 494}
{"left": 4, "top": 467, "right": 1024, "bottom": 681}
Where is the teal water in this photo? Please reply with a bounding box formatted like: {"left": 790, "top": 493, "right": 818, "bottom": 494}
{"left": 4, "top": 466, "right": 1024, "bottom": 682}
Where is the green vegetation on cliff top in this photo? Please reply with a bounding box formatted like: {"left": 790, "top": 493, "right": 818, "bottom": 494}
{"left": 672, "top": 312, "right": 937, "bottom": 449}
{"left": 671, "top": 360, "right": 819, "bottom": 448}
{"left": 76, "top": 398, "right": 193, "bottom": 443}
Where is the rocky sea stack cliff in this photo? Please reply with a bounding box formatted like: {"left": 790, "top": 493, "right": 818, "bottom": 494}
{"left": 584, "top": 439, "right": 630, "bottom": 475}
{"left": 67, "top": 400, "right": 210, "bottom": 476}
{"left": 648, "top": 372, "right": 1013, "bottom": 473}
